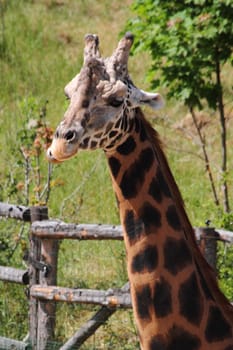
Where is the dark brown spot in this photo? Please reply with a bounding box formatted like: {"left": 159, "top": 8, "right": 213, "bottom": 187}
{"left": 205, "top": 306, "right": 232, "bottom": 342}
{"left": 120, "top": 147, "right": 154, "bottom": 198}
{"left": 115, "top": 132, "right": 123, "bottom": 142}
{"left": 82, "top": 99, "right": 89, "bottom": 108}
{"left": 94, "top": 132, "right": 103, "bottom": 139}
{"left": 135, "top": 116, "right": 140, "bottom": 133}
{"left": 179, "top": 272, "right": 203, "bottom": 325}
{"left": 149, "top": 335, "right": 166, "bottom": 350}
{"left": 148, "top": 168, "right": 171, "bottom": 203}
{"left": 148, "top": 177, "right": 163, "bottom": 203}
{"left": 157, "top": 168, "right": 171, "bottom": 197}
{"left": 128, "top": 117, "right": 135, "bottom": 132}
{"left": 81, "top": 137, "right": 90, "bottom": 149}
{"left": 153, "top": 277, "right": 172, "bottom": 318}
{"left": 114, "top": 118, "right": 122, "bottom": 129}
{"left": 121, "top": 113, "right": 128, "bottom": 132}
{"left": 167, "top": 325, "right": 201, "bottom": 350}
{"left": 140, "top": 148, "right": 154, "bottom": 169}
{"left": 104, "top": 121, "right": 114, "bottom": 135}
{"left": 123, "top": 210, "right": 144, "bottom": 243}
{"left": 164, "top": 237, "right": 192, "bottom": 275}
{"left": 131, "top": 245, "right": 158, "bottom": 273}
{"left": 109, "top": 130, "right": 118, "bottom": 138}
{"left": 195, "top": 261, "right": 214, "bottom": 301}
{"left": 81, "top": 112, "right": 90, "bottom": 128}
{"left": 140, "top": 123, "right": 147, "bottom": 142}
{"left": 166, "top": 205, "right": 181, "bottom": 231}
{"left": 138, "top": 202, "right": 161, "bottom": 233}
{"left": 90, "top": 140, "right": 97, "bottom": 148}
{"left": 100, "top": 137, "right": 107, "bottom": 147}
{"left": 108, "top": 156, "right": 121, "bottom": 178}
{"left": 135, "top": 284, "right": 152, "bottom": 321}
{"left": 116, "top": 135, "right": 136, "bottom": 155}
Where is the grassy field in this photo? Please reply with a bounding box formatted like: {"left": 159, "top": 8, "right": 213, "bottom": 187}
{"left": 0, "top": 0, "right": 233, "bottom": 349}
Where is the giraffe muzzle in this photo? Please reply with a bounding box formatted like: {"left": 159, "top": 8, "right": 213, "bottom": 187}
{"left": 47, "top": 138, "right": 79, "bottom": 163}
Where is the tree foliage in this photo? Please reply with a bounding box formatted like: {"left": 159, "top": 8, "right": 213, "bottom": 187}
{"left": 127, "top": 0, "right": 233, "bottom": 107}
{"left": 126, "top": 0, "right": 233, "bottom": 213}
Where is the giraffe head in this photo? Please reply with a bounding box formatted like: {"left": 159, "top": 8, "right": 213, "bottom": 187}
{"left": 47, "top": 33, "right": 164, "bottom": 162}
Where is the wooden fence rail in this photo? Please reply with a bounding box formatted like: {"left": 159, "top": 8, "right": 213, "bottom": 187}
{"left": 30, "top": 284, "right": 131, "bottom": 308}
{"left": 0, "top": 202, "right": 31, "bottom": 221}
{"left": 31, "top": 219, "right": 233, "bottom": 242}
{"left": 0, "top": 266, "right": 28, "bottom": 284}
{"left": 0, "top": 202, "right": 233, "bottom": 350}
{"left": 0, "top": 336, "right": 29, "bottom": 350}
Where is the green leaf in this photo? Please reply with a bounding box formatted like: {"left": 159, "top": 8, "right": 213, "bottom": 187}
{"left": 126, "top": 0, "right": 233, "bottom": 111}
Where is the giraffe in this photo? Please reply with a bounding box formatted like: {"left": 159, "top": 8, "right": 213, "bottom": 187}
{"left": 47, "top": 33, "right": 233, "bottom": 350}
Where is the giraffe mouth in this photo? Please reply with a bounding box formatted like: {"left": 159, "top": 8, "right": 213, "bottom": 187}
{"left": 47, "top": 149, "right": 78, "bottom": 163}
{"left": 46, "top": 149, "right": 63, "bottom": 163}
{"left": 46, "top": 139, "right": 79, "bottom": 163}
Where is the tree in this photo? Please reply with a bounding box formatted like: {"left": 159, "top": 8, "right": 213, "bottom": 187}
{"left": 126, "top": 0, "right": 233, "bottom": 213}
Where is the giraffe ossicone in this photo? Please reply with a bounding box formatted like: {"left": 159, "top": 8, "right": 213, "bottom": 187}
{"left": 47, "top": 33, "right": 233, "bottom": 350}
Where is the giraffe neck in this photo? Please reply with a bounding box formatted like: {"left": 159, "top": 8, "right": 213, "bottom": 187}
{"left": 105, "top": 108, "right": 233, "bottom": 350}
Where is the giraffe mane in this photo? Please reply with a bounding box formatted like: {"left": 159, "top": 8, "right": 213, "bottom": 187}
{"left": 136, "top": 107, "right": 233, "bottom": 321}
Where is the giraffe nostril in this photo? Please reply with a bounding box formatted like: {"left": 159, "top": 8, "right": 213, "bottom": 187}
{"left": 47, "top": 149, "right": 53, "bottom": 159}
{"left": 64, "top": 130, "right": 76, "bottom": 142}
{"left": 47, "top": 148, "right": 55, "bottom": 162}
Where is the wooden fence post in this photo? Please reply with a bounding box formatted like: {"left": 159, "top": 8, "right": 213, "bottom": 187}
{"left": 29, "top": 206, "right": 43, "bottom": 349}
{"left": 197, "top": 227, "right": 220, "bottom": 274}
{"left": 37, "top": 236, "right": 59, "bottom": 349}
{"left": 29, "top": 206, "right": 59, "bottom": 350}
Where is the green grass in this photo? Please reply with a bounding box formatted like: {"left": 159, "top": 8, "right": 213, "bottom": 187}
{"left": 0, "top": 0, "right": 233, "bottom": 348}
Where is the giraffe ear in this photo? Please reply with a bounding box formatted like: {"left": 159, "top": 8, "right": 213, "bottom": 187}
{"left": 139, "top": 90, "right": 164, "bottom": 110}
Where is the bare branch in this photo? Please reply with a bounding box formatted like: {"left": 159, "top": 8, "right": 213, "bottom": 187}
{"left": 20, "top": 147, "right": 31, "bottom": 206}
{"left": 40, "top": 162, "right": 53, "bottom": 204}
{"left": 190, "top": 107, "right": 220, "bottom": 207}
{"left": 59, "top": 154, "right": 101, "bottom": 218}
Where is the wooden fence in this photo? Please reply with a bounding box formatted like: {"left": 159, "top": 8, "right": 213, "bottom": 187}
{"left": 0, "top": 202, "right": 233, "bottom": 350}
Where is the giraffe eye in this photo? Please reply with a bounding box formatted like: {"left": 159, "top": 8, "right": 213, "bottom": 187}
{"left": 109, "top": 98, "right": 124, "bottom": 108}
{"left": 64, "top": 130, "right": 76, "bottom": 142}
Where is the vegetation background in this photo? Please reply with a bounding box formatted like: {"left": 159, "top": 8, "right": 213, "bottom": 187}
{"left": 0, "top": 0, "right": 232, "bottom": 349}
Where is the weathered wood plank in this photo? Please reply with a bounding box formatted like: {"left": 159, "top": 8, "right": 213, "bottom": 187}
{"left": 0, "top": 336, "right": 29, "bottom": 350}
{"left": 60, "top": 282, "right": 130, "bottom": 350}
{"left": 31, "top": 221, "right": 123, "bottom": 240}
{"left": 0, "top": 202, "right": 30, "bottom": 221}
{"left": 195, "top": 227, "right": 219, "bottom": 272}
{"left": 30, "top": 285, "right": 132, "bottom": 309}
{"left": 216, "top": 229, "right": 233, "bottom": 243}
{"left": 29, "top": 206, "right": 57, "bottom": 350}
{"left": 37, "top": 238, "right": 58, "bottom": 350}
{"left": 60, "top": 306, "right": 116, "bottom": 350}
{"left": 0, "top": 266, "right": 28, "bottom": 284}
{"left": 31, "top": 220, "right": 233, "bottom": 243}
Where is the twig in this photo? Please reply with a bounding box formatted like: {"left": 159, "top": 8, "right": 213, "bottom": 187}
{"left": 59, "top": 154, "right": 101, "bottom": 218}
{"left": 34, "top": 150, "right": 41, "bottom": 203}
{"left": 40, "top": 162, "right": 53, "bottom": 204}
{"left": 190, "top": 107, "right": 220, "bottom": 207}
{"left": 6, "top": 224, "right": 26, "bottom": 261}
{"left": 20, "top": 147, "right": 31, "bottom": 206}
